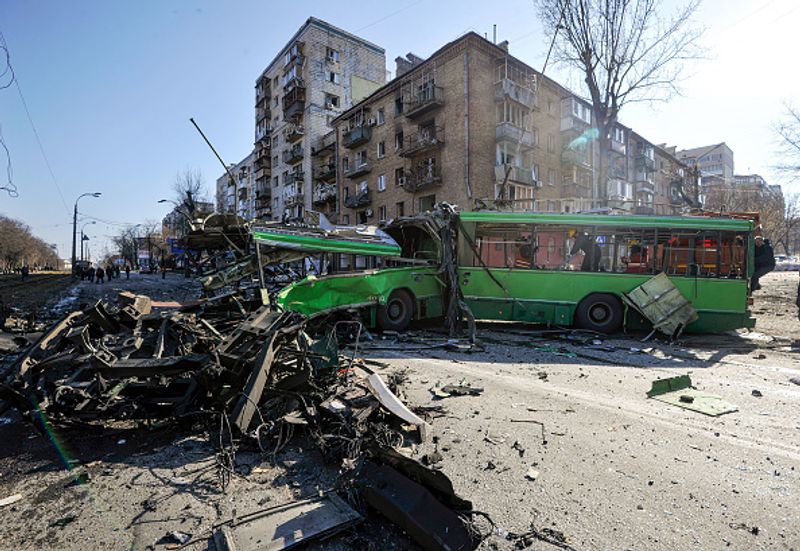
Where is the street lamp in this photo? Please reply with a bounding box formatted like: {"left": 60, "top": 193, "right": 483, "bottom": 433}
{"left": 71, "top": 192, "right": 101, "bottom": 274}
{"left": 80, "top": 221, "right": 96, "bottom": 261}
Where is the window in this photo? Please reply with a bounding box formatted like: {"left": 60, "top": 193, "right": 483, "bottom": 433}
{"left": 273, "top": 76, "right": 279, "bottom": 88}
{"left": 377, "top": 141, "right": 386, "bottom": 158}
{"left": 273, "top": 95, "right": 278, "bottom": 106}
{"left": 611, "top": 127, "right": 625, "bottom": 143}
{"left": 359, "top": 180, "right": 368, "bottom": 193}
{"left": 356, "top": 150, "right": 367, "bottom": 166}
{"left": 272, "top": 155, "right": 279, "bottom": 167}
{"left": 342, "top": 214, "right": 350, "bottom": 224}
{"left": 377, "top": 173, "right": 386, "bottom": 191}
{"left": 548, "top": 169, "right": 555, "bottom": 186}
{"left": 419, "top": 194, "right": 436, "bottom": 212}
{"left": 377, "top": 108, "right": 385, "bottom": 125}
{"left": 325, "top": 94, "right": 340, "bottom": 108}
{"left": 326, "top": 47, "right": 340, "bottom": 63}
{"left": 396, "top": 201, "right": 405, "bottom": 217}
{"left": 547, "top": 98, "right": 554, "bottom": 114}
{"left": 531, "top": 127, "right": 539, "bottom": 147}
{"left": 358, "top": 210, "right": 368, "bottom": 224}
{"left": 273, "top": 176, "right": 279, "bottom": 187}
{"left": 395, "top": 131, "right": 404, "bottom": 151}
{"left": 379, "top": 205, "right": 387, "bottom": 221}
{"left": 394, "top": 97, "right": 403, "bottom": 115}
{"left": 342, "top": 157, "right": 350, "bottom": 172}
{"left": 344, "top": 187, "right": 350, "bottom": 200}
{"left": 394, "top": 167, "right": 405, "bottom": 186}
{"left": 547, "top": 134, "right": 555, "bottom": 153}
{"left": 533, "top": 163, "right": 540, "bottom": 182}
{"left": 328, "top": 71, "right": 340, "bottom": 84}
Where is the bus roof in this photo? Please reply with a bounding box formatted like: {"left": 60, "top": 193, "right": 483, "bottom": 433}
{"left": 458, "top": 212, "right": 754, "bottom": 232}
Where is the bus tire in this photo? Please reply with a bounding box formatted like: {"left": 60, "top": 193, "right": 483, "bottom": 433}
{"left": 377, "top": 289, "right": 414, "bottom": 332}
{"left": 575, "top": 293, "right": 623, "bottom": 334}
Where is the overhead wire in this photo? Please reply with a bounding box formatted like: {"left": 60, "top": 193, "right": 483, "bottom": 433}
{"left": 0, "top": 28, "right": 69, "bottom": 211}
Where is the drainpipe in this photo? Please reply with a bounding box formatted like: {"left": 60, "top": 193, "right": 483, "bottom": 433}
{"left": 463, "top": 51, "right": 472, "bottom": 200}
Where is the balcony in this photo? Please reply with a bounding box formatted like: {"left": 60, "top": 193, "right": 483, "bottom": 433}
{"left": 494, "top": 78, "right": 537, "bottom": 110}
{"left": 495, "top": 123, "right": 533, "bottom": 149}
{"left": 344, "top": 189, "right": 371, "bottom": 209}
{"left": 635, "top": 153, "right": 656, "bottom": 172}
{"left": 255, "top": 191, "right": 271, "bottom": 206}
{"left": 313, "top": 162, "right": 337, "bottom": 182}
{"left": 282, "top": 84, "right": 306, "bottom": 118}
{"left": 312, "top": 182, "right": 337, "bottom": 205}
{"left": 282, "top": 144, "right": 304, "bottom": 165}
{"left": 610, "top": 139, "right": 627, "bottom": 156}
{"left": 343, "top": 125, "right": 371, "bottom": 149}
{"left": 344, "top": 160, "right": 372, "bottom": 179}
{"left": 494, "top": 164, "right": 535, "bottom": 186}
{"left": 283, "top": 123, "right": 304, "bottom": 143}
{"left": 312, "top": 132, "right": 336, "bottom": 156}
{"left": 402, "top": 166, "right": 442, "bottom": 192}
{"left": 284, "top": 170, "right": 305, "bottom": 186}
{"left": 404, "top": 84, "right": 444, "bottom": 119}
{"left": 285, "top": 192, "right": 304, "bottom": 207}
{"left": 561, "top": 148, "right": 591, "bottom": 168}
{"left": 400, "top": 128, "right": 445, "bottom": 157}
{"left": 560, "top": 115, "right": 591, "bottom": 133}
{"left": 635, "top": 178, "right": 655, "bottom": 194}
{"left": 561, "top": 182, "right": 592, "bottom": 199}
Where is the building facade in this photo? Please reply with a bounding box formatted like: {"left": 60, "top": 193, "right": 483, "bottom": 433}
{"left": 215, "top": 152, "right": 255, "bottom": 219}
{"left": 253, "top": 17, "right": 386, "bottom": 222}
{"left": 676, "top": 142, "right": 734, "bottom": 189}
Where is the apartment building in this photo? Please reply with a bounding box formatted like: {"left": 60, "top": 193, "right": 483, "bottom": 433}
{"left": 676, "top": 142, "right": 734, "bottom": 186}
{"left": 253, "top": 17, "right": 385, "bottom": 222}
{"left": 333, "top": 32, "right": 589, "bottom": 225}
{"left": 214, "top": 151, "right": 255, "bottom": 219}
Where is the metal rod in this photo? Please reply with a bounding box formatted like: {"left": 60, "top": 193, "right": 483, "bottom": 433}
{"left": 189, "top": 117, "right": 239, "bottom": 215}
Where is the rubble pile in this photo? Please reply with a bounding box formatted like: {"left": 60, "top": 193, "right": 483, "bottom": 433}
{"left": 0, "top": 290, "right": 484, "bottom": 551}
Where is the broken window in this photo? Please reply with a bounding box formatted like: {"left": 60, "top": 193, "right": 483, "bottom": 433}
{"left": 394, "top": 131, "right": 404, "bottom": 151}
{"left": 326, "top": 47, "right": 340, "bottom": 63}
{"left": 325, "top": 93, "right": 340, "bottom": 108}
{"left": 394, "top": 96, "right": 403, "bottom": 115}
{"left": 394, "top": 167, "right": 405, "bottom": 186}
{"left": 377, "top": 108, "right": 385, "bottom": 125}
{"left": 419, "top": 194, "right": 435, "bottom": 212}
{"left": 328, "top": 71, "right": 340, "bottom": 84}
{"left": 396, "top": 201, "right": 405, "bottom": 217}
{"left": 377, "top": 141, "right": 385, "bottom": 158}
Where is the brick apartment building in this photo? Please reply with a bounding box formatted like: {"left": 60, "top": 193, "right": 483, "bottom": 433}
{"left": 332, "top": 32, "right": 688, "bottom": 225}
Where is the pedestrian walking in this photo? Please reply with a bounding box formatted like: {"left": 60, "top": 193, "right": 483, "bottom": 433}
{"left": 115, "top": 265, "right": 120, "bottom": 278}
{"left": 751, "top": 236, "right": 776, "bottom": 292}
{"left": 96, "top": 266, "right": 104, "bottom": 284}
{"left": 161, "top": 264, "right": 167, "bottom": 280}
{"left": 20, "top": 265, "right": 29, "bottom": 282}
{"left": 125, "top": 264, "right": 131, "bottom": 279}
{"left": 88, "top": 264, "right": 95, "bottom": 283}
{"left": 106, "top": 265, "right": 114, "bottom": 281}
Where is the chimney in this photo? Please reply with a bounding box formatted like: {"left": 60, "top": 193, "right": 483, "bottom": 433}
{"left": 395, "top": 53, "right": 425, "bottom": 77}
{"left": 497, "top": 40, "right": 509, "bottom": 52}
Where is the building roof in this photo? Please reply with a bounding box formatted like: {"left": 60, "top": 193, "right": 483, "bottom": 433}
{"left": 257, "top": 17, "right": 384, "bottom": 82}
{"left": 676, "top": 142, "right": 731, "bottom": 161}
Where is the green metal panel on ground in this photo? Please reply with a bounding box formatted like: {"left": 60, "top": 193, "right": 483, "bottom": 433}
{"left": 647, "top": 375, "right": 738, "bottom": 416}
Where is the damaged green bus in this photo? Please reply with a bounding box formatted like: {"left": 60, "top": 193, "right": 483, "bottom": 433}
{"left": 256, "top": 210, "right": 755, "bottom": 334}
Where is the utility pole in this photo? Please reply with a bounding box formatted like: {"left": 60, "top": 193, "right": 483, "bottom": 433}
{"left": 71, "top": 192, "right": 101, "bottom": 274}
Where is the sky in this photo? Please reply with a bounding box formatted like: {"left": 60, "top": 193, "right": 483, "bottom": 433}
{"left": 0, "top": 0, "right": 798, "bottom": 259}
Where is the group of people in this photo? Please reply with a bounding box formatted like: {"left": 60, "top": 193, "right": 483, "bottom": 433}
{"left": 79, "top": 263, "right": 127, "bottom": 283}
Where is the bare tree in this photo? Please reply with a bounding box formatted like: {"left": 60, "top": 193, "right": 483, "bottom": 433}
{"left": 535, "top": 0, "right": 705, "bottom": 203}
{"left": 775, "top": 102, "right": 800, "bottom": 179}
{"left": 173, "top": 168, "right": 206, "bottom": 213}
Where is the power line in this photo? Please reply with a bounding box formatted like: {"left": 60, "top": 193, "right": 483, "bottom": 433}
{"left": 354, "top": 0, "right": 426, "bottom": 32}
{"left": 0, "top": 28, "right": 69, "bottom": 213}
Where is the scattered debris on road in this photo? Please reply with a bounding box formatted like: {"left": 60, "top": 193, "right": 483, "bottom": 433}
{"left": 647, "top": 375, "right": 738, "bottom": 416}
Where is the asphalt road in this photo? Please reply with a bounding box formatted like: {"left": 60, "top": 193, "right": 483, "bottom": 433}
{"left": 0, "top": 271, "right": 798, "bottom": 550}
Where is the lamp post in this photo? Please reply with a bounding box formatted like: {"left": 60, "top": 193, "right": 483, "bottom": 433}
{"left": 80, "top": 221, "right": 96, "bottom": 261}
{"left": 71, "top": 192, "right": 101, "bottom": 274}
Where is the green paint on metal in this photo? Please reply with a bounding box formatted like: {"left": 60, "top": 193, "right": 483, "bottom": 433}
{"left": 459, "top": 211, "right": 754, "bottom": 232}
{"left": 253, "top": 230, "right": 401, "bottom": 256}
{"left": 276, "top": 267, "right": 442, "bottom": 318}
{"left": 622, "top": 273, "right": 699, "bottom": 337}
{"left": 647, "top": 375, "right": 738, "bottom": 416}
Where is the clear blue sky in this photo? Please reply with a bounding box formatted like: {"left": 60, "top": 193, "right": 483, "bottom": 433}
{"left": 0, "top": 0, "right": 797, "bottom": 258}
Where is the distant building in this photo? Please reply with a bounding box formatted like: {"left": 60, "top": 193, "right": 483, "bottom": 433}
{"left": 215, "top": 152, "right": 255, "bottom": 219}
{"left": 676, "top": 143, "right": 734, "bottom": 190}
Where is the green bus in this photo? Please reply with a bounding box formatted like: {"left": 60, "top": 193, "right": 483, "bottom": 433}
{"left": 266, "top": 211, "right": 755, "bottom": 334}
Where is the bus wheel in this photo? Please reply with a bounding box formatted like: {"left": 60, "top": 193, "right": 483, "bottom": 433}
{"left": 575, "top": 293, "right": 623, "bottom": 334}
{"left": 377, "top": 289, "right": 414, "bottom": 332}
